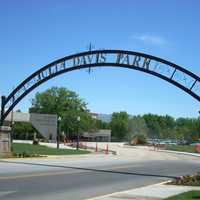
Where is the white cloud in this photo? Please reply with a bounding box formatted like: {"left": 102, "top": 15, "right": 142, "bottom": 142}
{"left": 131, "top": 34, "right": 167, "bottom": 46}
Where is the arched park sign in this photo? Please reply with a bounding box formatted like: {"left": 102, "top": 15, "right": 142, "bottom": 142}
{"left": 1, "top": 49, "right": 200, "bottom": 125}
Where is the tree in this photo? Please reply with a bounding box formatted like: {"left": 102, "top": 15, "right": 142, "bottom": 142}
{"left": 29, "top": 87, "right": 93, "bottom": 136}
{"left": 175, "top": 118, "right": 199, "bottom": 143}
{"left": 111, "top": 112, "right": 128, "bottom": 141}
{"left": 143, "top": 114, "right": 162, "bottom": 139}
{"left": 127, "top": 116, "right": 148, "bottom": 142}
{"left": 96, "top": 119, "right": 110, "bottom": 129}
{"left": 13, "top": 122, "right": 35, "bottom": 140}
{"left": 143, "top": 114, "right": 175, "bottom": 139}
{"left": 155, "top": 115, "right": 175, "bottom": 139}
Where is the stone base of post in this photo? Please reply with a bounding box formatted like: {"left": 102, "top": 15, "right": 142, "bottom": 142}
{"left": 0, "top": 126, "right": 12, "bottom": 158}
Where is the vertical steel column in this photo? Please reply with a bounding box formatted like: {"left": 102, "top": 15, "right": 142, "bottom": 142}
{"left": 0, "top": 96, "right": 6, "bottom": 126}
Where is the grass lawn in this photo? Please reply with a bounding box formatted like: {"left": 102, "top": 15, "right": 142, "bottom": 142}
{"left": 164, "top": 191, "right": 200, "bottom": 200}
{"left": 12, "top": 143, "right": 90, "bottom": 156}
{"left": 166, "top": 145, "right": 196, "bottom": 153}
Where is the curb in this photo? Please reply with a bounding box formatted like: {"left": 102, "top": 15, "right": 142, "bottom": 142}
{"left": 0, "top": 153, "right": 115, "bottom": 161}
{"left": 85, "top": 180, "right": 171, "bottom": 200}
{"left": 127, "top": 145, "right": 200, "bottom": 158}
{"left": 0, "top": 154, "right": 91, "bottom": 160}
{"left": 157, "top": 149, "right": 200, "bottom": 158}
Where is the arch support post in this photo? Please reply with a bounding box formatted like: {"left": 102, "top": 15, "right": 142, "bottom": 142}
{"left": 0, "top": 96, "right": 6, "bottom": 126}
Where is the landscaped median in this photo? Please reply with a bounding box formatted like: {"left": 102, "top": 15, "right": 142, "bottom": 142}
{"left": 11, "top": 143, "right": 90, "bottom": 157}
{"left": 168, "top": 172, "right": 200, "bottom": 187}
{"left": 164, "top": 172, "right": 200, "bottom": 200}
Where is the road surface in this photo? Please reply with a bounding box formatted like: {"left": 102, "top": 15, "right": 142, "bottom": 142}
{"left": 0, "top": 148, "right": 200, "bottom": 200}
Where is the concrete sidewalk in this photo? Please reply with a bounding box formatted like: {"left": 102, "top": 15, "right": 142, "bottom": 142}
{"left": 125, "top": 144, "right": 200, "bottom": 157}
{"left": 87, "top": 182, "right": 200, "bottom": 200}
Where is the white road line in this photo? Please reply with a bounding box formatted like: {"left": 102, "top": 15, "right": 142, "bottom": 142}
{"left": 85, "top": 180, "right": 171, "bottom": 200}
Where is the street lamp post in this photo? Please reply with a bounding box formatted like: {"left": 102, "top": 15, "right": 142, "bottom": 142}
{"left": 76, "top": 116, "right": 80, "bottom": 150}
{"left": 57, "top": 116, "right": 61, "bottom": 149}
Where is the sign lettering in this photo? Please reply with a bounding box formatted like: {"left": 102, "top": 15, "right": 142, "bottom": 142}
{"left": 116, "top": 53, "right": 130, "bottom": 65}
{"left": 142, "top": 57, "right": 151, "bottom": 69}
{"left": 7, "top": 51, "right": 154, "bottom": 107}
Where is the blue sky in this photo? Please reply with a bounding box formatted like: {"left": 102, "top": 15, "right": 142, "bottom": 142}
{"left": 0, "top": 0, "right": 200, "bottom": 118}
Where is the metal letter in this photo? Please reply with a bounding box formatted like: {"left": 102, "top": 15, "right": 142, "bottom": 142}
{"left": 95, "top": 53, "right": 106, "bottom": 63}
{"left": 142, "top": 57, "right": 151, "bottom": 69}
{"left": 116, "top": 53, "right": 123, "bottom": 64}
{"left": 123, "top": 54, "right": 130, "bottom": 65}
{"left": 73, "top": 57, "right": 80, "bottom": 66}
{"left": 132, "top": 56, "right": 141, "bottom": 67}
{"left": 99, "top": 53, "right": 106, "bottom": 63}
{"left": 59, "top": 61, "right": 66, "bottom": 70}
{"left": 40, "top": 70, "right": 48, "bottom": 79}
{"left": 80, "top": 56, "right": 87, "bottom": 65}
{"left": 87, "top": 54, "right": 93, "bottom": 64}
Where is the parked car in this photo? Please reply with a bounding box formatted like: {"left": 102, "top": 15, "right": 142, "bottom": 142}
{"left": 190, "top": 142, "right": 200, "bottom": 146}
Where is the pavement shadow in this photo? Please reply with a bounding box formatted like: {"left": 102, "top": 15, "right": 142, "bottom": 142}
{"left": 0, "top": 160, "right": 177, "bottom": 179}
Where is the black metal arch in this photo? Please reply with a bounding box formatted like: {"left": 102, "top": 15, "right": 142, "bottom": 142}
{"left": 1, "top": 49, "right": 200, "bottom": 125}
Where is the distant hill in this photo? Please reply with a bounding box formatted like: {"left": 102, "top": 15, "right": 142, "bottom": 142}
{"left": 97, "top": 114, "right": 112, "bottom": 122}
{"left": 97, "top": 113, "right": 133, "bottom": 123}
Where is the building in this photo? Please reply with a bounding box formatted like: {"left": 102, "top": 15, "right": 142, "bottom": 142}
{"left": 83, "top": 129, "right": 111, "bottom": 142}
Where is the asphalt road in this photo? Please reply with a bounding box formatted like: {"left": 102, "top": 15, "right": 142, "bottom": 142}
{"left": 0, "top": 155, "right": 200, "bottom": 200}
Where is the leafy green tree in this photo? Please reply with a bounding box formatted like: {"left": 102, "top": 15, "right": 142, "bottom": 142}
{"left": 96, "top": 119, "right": 110, "bottom": 129}
{"left": 143, "top": 114, "right": 162, "bottom": 138}
{"left": 26, "top": 87, "right": 200, "bottom": 143}
{"left": 111, "top": 112, "right": 128, "bottom": 141}
{"left": 29, "top": 87, "right": 93, "bottom": 136}
{"left": 127, "top": 115, "right": 148, "bottom": 142}
{"left": 13, "top": 122, "right": 35, "bottom": 140}
{"left": 143, "top": 114, "right": 175, "bottom": 139}
{"left": 175, "top": 118, "right": 199, "bottom": 143}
